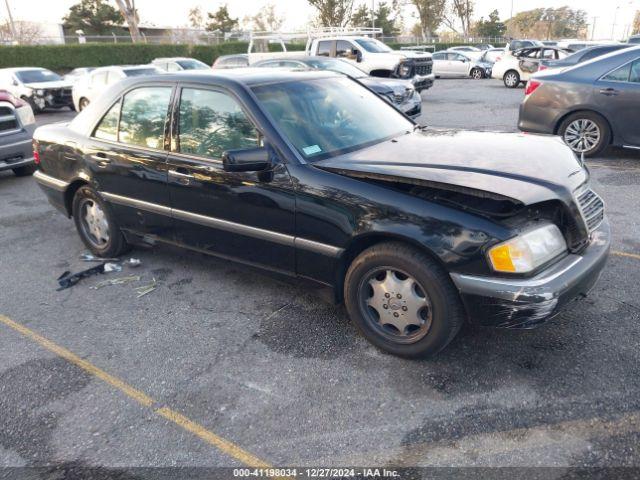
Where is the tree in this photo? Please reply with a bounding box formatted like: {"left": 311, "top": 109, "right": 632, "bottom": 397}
{"left": 245, "top": 4, "right": 284, "bottom": 32}
{"left": 205, "top": 4, "right": 239, "bottom": 34}
{"left": 473, "top": 9, "right": 506, "bottom": 38}
{"left": 633, "top": 11, "right": 640, "bottom": 35}
{"left": 411, "top": 0, "right": 446, "bottom": 39}
{"left": 114, "top": 0, "right": 141, "bottom": 42}
{"left": 307, "top": 0, "right": 355, "bottom": 27}
{"left": 63, "top": 0, "right": 122, "bottom": 35}
{"left": 351, "top": 4, "right": 371, "bottom": 27}
{"left": 443, "top": 0, "right": 473, "bottom": 37}
{"left": 506, "top": 7, "right": 587, "bottom": 40}
{"left": 188, "top": 6, "right": 204, "bottom": 29}
{"left": 374, "top": 2, "right": 400, "bottom": 36}
{"left": 0, "top": 20, "right": 43, "bottom": 45}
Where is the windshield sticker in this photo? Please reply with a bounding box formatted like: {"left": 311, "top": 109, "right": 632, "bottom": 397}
{"left": 302, "top": 144, "right": 322, "bottom": 155}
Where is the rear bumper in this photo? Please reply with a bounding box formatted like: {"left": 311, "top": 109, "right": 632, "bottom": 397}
{"left": 0, "top": 134, "right": 34, "bottom": 172}
{"left": 33, "top": 170, "right": 70, "bottom": 215}
{"left": 518, "top": 102, "right": 557, "bottom": 134}
{"left": 450, "top": 219, "right": 610, "bottom": 328}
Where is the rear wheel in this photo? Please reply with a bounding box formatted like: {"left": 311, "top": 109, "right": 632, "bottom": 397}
{"left": 344, "top": 242, "right": 465, "bottom": 358}
{"left": 78, "top": 97, "right": 90, "bottom": 111}
{"left": 471, "top": 68, "right": 484, "bottom": 79}
{"left": 72, "top": 185, "right": 129, "bottom": 257}
{"left": 12, "top": 165, "right": 36, "bottom": 177}
{"left": 503, "top": 70, "right": 520, "bottom": 88}
{"left": 558, "top": 112, "right": 610, "bottom": 157}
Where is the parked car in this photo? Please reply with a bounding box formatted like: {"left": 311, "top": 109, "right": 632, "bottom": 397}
{"left": 151, "top": 57, "right": 210, "bottom": 72}
{"left": 447, "top": 46, "right": 483, "bottom": 60}
{"left": 431, "top": 51, "right": 490, "bottom": 79}
{"left": 212, "top": 54, "right": 250, "bottom": 69}
{"left": 505, "top": 39, "right": 542, "bottom": 54}
{"left": 629, "top": 35, "right": 640, "bottom": 44}
{"left": 253, "top": 56, "right": 422, "bottom": 118}
{"left": 539, "top": 44, "right": 632, "bottom": 71}
{"left": 72, "top": 65, "right": 163, "bottom": 111}
{"left": 479, "top": 48, "right": 505, "bottom": 64}
{"left": 492, "top": 46, "right": 569, "bottom": 87}
{"left": 0, "top": 90, "right": 36, "bottom": 177}
{"left": 474, "top": 44, "right": 494, "bottom": 50}
{"left": 63, "top": 67, "right": 95, "bottom": 84}
{"left": 0, "top": 67, "right": 74, "bottom": 113}
{"left": 519, "top": 46, "right": 640, "bottom": 156}
{"left": 33, "top": 69, "right": 609, "bottom": 357}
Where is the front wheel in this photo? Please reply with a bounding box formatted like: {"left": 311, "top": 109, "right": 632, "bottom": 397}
{"left": 503, "top": 70, "right": 520, "bottom": 88}
{"left": 471, "top": 68, "right": 484, "bottom": 79}
{"left": 558, "top": 112, "right": 610, "bottom": 157}
{"left": 72, "top": 185, "right": 129, "bottom": 257}
{"left": 344, "top": 242, "right": 465, "bottom": 358}
{"left": 78, "top": 97, "right": 90, "bottom": 111}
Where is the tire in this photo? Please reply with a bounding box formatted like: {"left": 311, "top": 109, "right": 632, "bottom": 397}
{"left": 21, "top": 96, "right": 40, "bottom": 114}
{"left": 78, "top": 98, "right": 90, "bottom": 111}
{"left": 558, "top": 111, "right": 610, "bottom": 158}
{"left": 503, "top": 70, "right": 520, "bottom": 88}
{"left": 12, "top": 164, "right": 36, "bottom": 177}
{"left": 344, "top": 242, "right": 465, "bottom": 358}
{"left": 72, "top": 185, "right": 129, "bottom": 257}
{"left": 471, "top": 68, "right": 484, "bottom": 80}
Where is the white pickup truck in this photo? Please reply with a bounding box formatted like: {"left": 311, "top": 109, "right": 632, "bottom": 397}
{"left": 240, "top": 29, "right": 435, "bottom": 92}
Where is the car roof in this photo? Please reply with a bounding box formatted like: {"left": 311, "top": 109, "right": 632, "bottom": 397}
{"left": 120, "top": 68, "right": 340, "bottom": 87}
{"left": 0, "top": 67, "right": 48, "bottom": 72}
{"left": 152, "top": 57, "right": 198, "bottom": 62}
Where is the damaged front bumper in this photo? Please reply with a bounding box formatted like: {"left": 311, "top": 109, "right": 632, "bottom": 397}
{"left": 450, "top": 220, "right": 610, "bottom": 329}
{"left": 410, "top": 73, "right": 435, "bottom": 91}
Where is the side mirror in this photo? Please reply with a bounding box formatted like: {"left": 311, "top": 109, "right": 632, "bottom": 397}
{"left": 12, "top": 79, "right": 18, "bottom": 86}
{"left": 222, "top": 146, "right": 271, "bottom": 173}
{"left": 352, "top": 49, "right": 362, "bottom": 62}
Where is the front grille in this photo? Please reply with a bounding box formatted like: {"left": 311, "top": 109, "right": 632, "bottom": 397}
{"left": 0, "top": 105, "right": 18, "bottom": 132}
{"left": 576, "top": 187, "right": 605, "bottom": 233}
{"left": 414, "top": 63, "right": 432, "bottom": 75}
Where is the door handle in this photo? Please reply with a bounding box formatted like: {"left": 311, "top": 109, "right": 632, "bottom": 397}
{"left": 599, "top": 88, "right": 619, "bottom": 96}
{"left": 90, "top": 151, "right": 112, "bottom": 167}
{"left": 168, "top": 168, "right": 194, "bottom": 185}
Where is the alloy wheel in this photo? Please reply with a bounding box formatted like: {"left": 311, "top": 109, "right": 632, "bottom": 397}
{"left": 359, "top": 268, "right": 433, "bottom": 344}
{"left": 504, "top": 72, "right": 518, "bottom": 87}
{"left": 79, "top": 198, "right": 110, "bottom": 247}
{"left": 563, "top": 119, "right": 601, "bottom": 153}
{"left": 79, "top": 98, "right": 90, "bottom": 111}
{"left": 472, "top": 68, "right": 483, "bottom": 79}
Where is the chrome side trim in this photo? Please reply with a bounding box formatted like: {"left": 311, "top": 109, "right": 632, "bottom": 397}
{"left": 33, "top": 170, "right": 69, "bottom": 192}
{"left": 295, "top": 237, "right": 344, "bottom": 258}
{"left": 0, "top": 138, "right": 31, "bottom": 148}
{"left": 623, "top": 145, "right": 640, "bottom": 150}
{"left": 172, "top": 208, "right": 295, "bottom": 247}
{"left": 100, "top": 192, "right": 342, "bottom": 256}
{"left": 101, "top": 192, "right": 172, "bottom": 216}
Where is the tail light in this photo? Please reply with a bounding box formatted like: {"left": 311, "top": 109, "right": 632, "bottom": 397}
{"left": 538, "top": 64, "right": 548, "bottom": 71}
{"left": 32, "top": 139, "right": 40, "bottom": 165}
{"left": 525, "top": 80, "right": 541, "bottom": 96}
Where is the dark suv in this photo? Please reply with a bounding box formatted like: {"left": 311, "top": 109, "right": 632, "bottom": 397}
{"left": 33, "top": 70, "right": 609, "bottom": 357}
{"left": 0, "top": 90, "right": 37, "bottom": 177}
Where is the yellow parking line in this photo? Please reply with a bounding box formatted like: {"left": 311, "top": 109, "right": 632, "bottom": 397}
{"left": 612, "top": 250, "right": 640, "bottom": 260}
{"left": 0, "top": 314, "right": 272, "bottom": 469}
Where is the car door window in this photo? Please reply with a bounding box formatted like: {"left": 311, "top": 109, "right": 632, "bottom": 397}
{"left": 432, "top": 52, "right": 446, "bottom": 60}
{"left": 317, "top": 40, "right": 332, "bottom": 57}
{"left": 118, "top": 87, "right": 172, "bottom": 149}
{"left": 542, "top": 49, "right": 555, "bottom": 59}
{"left": 280, "top": 61, "right": 304, "bottom": 68}
{"left": 93, "top": 99, "right": 121, "bottom": 142}
{"left": 603, "top": 63, "right": 632, "bottom": 82}
{"left": 92, "top": 71, "right": 108, "bottom": 86}
{"left": 629, "top": 60, "right": 640, "bottom": 83}
{"left": 178, "top": 88, "right": 259, "bottom": 159}
{"left": 167, "top": 63, "right": 181, "bottom": 72}
{"left": 336, "top": 40, "right": 353, "bottom": 58}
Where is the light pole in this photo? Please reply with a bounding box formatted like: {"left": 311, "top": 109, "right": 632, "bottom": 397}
{"left": 3, "top": 0, "right": 17, "bottom": 42}
{"left": 612, "top": 6, "right": 620, "bottom": 40}
{"left": 591, "top": 16, "right": 598, "bottom": 40}
{"left": 510, "top": 0, "right": 514, "bottom": 20}
{"left": 371, "top": 0, "right": 375, "bottom": 32}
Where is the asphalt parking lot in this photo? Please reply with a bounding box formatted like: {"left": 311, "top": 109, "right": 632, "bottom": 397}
{"left": 1, "top": 78, "right": 639, "bottom": 475}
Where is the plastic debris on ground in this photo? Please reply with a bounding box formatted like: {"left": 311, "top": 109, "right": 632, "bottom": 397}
{"left": 126, "top": 258, "right": 142, "bottom": 268}
{"left": 104, "top": 262, "right": 123, "bottom": 273}
{"left": 80, "top": 253, "right": 120, "bottom": 262}
{"left": 134, "top": 278, "right": 157, "bottom": 298}
{"left": 57, "top": 263, "right": 107, "bottom": 290}
{"left": 91, "top": 275, "right": 141, "bottom": 290}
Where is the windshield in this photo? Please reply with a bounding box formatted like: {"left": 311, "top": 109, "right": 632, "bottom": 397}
{"left": 252, "top": 77, "right": 413, "bottom": 161}
{"left": 177, "top": 59, "right": 210, "bottom": 70}
{"left": 16, "top": 69, "right": 62, "bottom": 83}
{"left": 354, "top": 38, "right": 392, "bottom": 53}
{"left": 306, "top": 58, "right": 367, "bottom": 78}
{"left": 124, "top": 68, "right": 162, "bottom": 77}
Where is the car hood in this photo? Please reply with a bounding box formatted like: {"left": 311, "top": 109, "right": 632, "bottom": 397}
{"left": 25, "top": 80, "right": 73, "bottom": 89}
{"left": 358, "top": 77, "right": 412, "bottom": 95}
{"left": 313, "top": 129, "right": 588, "bottom": 206}
{"left": 390, "top": 50, "right": 432, "bottom": 59}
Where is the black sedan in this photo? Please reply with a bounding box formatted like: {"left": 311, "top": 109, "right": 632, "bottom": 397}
{"left": 33, "top": 69, "right": 609, "bottom": 357}
{"left": 519, "top": 46, "right": 640, "bottom": 156}
{"left": 539, "top": 44, "right": 633, "bottom": 71}
{"left": 252, "top": 57, "right": 422, "bottom": 118}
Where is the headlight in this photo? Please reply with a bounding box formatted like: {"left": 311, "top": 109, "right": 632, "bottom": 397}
{"left": 487, "top": 224, "right": 567, "bottom": 273}
{"left": 399, "top": 64, "right": 411, "bottom": 77}
{"left": 35, "top": 89, "right": 45, "bottom": 96}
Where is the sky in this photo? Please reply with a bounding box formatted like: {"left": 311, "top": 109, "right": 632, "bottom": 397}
{"left": 2, "top": 0, "right": 640, "bottom": 40}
